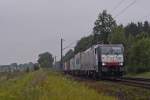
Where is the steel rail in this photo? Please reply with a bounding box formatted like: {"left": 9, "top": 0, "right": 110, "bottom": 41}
{"left": 116, "top": 77, "right": 150, "bottom": 89}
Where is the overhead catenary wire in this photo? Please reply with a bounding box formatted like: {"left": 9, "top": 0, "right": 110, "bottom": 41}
{"left": 62, "top": 0, "right": 136, "bottom": 51}
{"left": 111, "top": 0, "right": 126, "bottom": 13}
{"left": 63, "top": 29, "right": 92, "bottom": 51}
{"left": 63, "top": 40, "right": 78, "bottom": 50}
{"left": 63, "top": 0, "right": 137, "bottom": 54}
{"left": 114, "top": 0, "right": 137, "bottom": 18}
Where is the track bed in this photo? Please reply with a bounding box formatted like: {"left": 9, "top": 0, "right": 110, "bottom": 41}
{"left": 68, "top": 75, "right": 150, "bottom": 100}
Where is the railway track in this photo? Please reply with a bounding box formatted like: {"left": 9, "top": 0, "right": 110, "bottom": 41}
{"left": 116, "top": 77, "right": 150, "bottom": 89}
{"left": 68, "top": 74, "right": 150, "bottom": 89}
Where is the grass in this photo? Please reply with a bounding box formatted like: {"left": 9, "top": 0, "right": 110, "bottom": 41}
{"left": 0, "top": 70, "right": 115, "bottom": 100}
{"left": 126, "top": 72, "right": 150, "bottom": 78}
{"left": 79, "top": 80, "right": 150, "bottom": 100}
{"left": 99, "top": 81, "right": 150, "bottom": 100}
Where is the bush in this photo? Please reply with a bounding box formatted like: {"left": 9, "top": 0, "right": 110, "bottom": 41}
{"left": 127, "top": 38, "right": 150, "bottom": 73}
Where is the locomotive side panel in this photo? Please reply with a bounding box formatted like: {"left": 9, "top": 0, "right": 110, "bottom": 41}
{"left": 80, "top": 47, "right": 98, "bottom": 71}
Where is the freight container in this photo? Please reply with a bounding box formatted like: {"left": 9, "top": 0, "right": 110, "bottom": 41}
{"left": 70, "top": 58, "right": 75, "bottom": 70}
{"left": 74, "top": 53, "right": 81, "bottom": 70}
{"left": 80, "top": 45, "right": 98, "bottom": 71}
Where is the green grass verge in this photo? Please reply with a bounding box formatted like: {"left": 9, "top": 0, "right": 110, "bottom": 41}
{"left": 0, "top": 70, "right": 115, "bottom": 100}
{"left": 126, "top": 72, "right": 150, "bottom": 78}
{"left": 94, "top": 81, "right": 150, "bottom": 100}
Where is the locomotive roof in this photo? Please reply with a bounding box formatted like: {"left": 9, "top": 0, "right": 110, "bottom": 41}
{"left": 83, "top": 44, "right": 123, "bottom": 53}
{"left": 98, "top": 44, "right": 124, "bottom": 47}
{"left": 64, "top": 44, "right": 124, "bottom": 62}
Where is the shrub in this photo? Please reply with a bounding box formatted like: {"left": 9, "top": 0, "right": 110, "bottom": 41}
{"left": 127, "top": 38, "right": 150, "bottom": 73}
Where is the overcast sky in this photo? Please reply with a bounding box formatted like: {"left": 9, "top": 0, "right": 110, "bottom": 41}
{"left": 0, "top": 0, "right": 149, "bottom": 64}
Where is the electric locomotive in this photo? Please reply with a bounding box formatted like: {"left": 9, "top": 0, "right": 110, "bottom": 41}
{"left": 97, "top": 44, "right": 124, "bottom": 77}
{"left": 63, "top": 44, "right": 124, "bottom": 78}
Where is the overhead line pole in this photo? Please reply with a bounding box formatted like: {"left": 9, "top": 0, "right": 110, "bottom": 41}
{"left": 61, "top": 38, "right": 63, "bottom": 70}
{"left": 54, "top": 56, "right": 57, "bottom": 67}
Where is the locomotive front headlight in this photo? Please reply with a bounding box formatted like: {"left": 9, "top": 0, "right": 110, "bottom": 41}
{"left": 102, "top": 63, "right": 106, "bottom": 66}
{"left": 120, "top": 62, "right": 123, "bottom": 66}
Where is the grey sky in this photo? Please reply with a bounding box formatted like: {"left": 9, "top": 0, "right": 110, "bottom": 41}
{"left": 0, "top": 0, "right": 149, "bottom": 64}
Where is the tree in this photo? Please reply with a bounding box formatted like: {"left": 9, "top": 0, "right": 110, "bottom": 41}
{"left": 137, "top": 22, "right": 143, "bottom": 34}
{"left": 136, "top": 32, "right": 149, "bottom": 40}
{"left": 125, "top": 22, "right": 139, "bottom": 36}
{"left": 126, "top": 34, "right": 135, "bottom": 62}
{"left": 143, "top": 21, "right": 150, "bottom": 34}
{"left": 33, "top": 63, "right": 40, "bottom": 71}
{"left": 63, "top": 49, "right": 74, "bottom": 62}
{"left": 38, "top": 52, "right": 54, "bottom": 68}
{"left": 128, "top": 38, "right": 150, "bottom": 73}
{"left": 93, "top": 10, "right": 116, "bottom": 43}
{"left": 74, "top": 35, "right": 94, "bottom": 54}
{"left": 108, "top": 26, "right": 126, "bottom": 45}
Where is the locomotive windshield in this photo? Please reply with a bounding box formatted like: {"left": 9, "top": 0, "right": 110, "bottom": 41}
{"left": 101, "top": 46, "right": 123, "bottom": 55}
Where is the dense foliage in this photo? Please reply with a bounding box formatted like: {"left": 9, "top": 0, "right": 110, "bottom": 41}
{"left": 62, "top": 49, "right": 74, "bottom": 62}
{"left": 74, "top": 35, "right": 94, "bottom": 54}
{"left": 38, "top": 52, "right": 54, "bottom": 68}
{"left": 127, "top": 38, "right": 150, "bottom": 73}
{"left": 108, "top": 26, "right": 126, "bottom": 45}
{"left": 93, "top": 10, "right": 116, "bottom": 43}
{"left": 63, "top": 10, "right": 150, "bottom": 74}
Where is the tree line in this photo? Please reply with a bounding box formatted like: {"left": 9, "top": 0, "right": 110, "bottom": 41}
{"left": 37, "top": 10, "right": 150, "bottom": 74}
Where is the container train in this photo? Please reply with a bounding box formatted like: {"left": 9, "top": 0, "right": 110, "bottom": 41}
{"left": 63, "top": 44, "right": 124, "bottom": 78}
